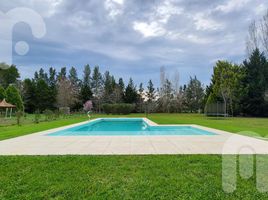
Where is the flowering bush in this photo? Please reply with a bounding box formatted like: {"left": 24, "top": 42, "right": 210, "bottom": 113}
{"left": 83, "top": 100, "right": 93, "bottom": 112}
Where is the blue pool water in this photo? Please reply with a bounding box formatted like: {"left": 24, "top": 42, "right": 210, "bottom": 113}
{"left": 48, "top": 118, "right": 216, "bottom": 136}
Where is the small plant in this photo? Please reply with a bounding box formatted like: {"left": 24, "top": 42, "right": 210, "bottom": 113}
{"left": 54, "top": 110, "right": 60, "bottom": 119}
{"left": 43, "top": 109, "right": 54, "bottom": 121}
{"left": 16, "top": 111, "right": 23, "bottom": 126}
{"left": 34, "top": 110, "right": 41, "bottom": 124}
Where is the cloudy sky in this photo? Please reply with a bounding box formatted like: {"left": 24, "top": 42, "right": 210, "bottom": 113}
{"left": 1, "top": 0, "right": 267, "bottom": 86}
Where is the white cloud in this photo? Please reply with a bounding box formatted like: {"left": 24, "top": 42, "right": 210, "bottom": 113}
{"left": 154, "top": 0, "right": 183, "bottom": 23}
{"left": 133, "top": 21, "right": 166, "bottom": 37}
{"left": 215, "top": 0, "right": 251, "bottom": 13}
{"left": 111, "top": 0, "right": 124, "bottom": 5}
{"left": 132, "top": 0, "right": 182, "bottom": 38}
{"left": 193, "top": 13, "right": 223, "bottom": 31}
{"left": 104, "top": 0, "right": 124, "bottom": 19}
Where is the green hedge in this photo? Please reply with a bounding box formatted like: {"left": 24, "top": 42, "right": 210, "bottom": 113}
{"left": 102, "top": 103, "right": 135, "bottom": 115}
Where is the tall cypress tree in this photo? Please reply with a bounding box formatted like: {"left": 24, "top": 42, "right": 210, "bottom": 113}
{"left": 146, "top": 80, "right": 155, "bottom": 103}
{"left": 80, "top": 64, "right": 93, "bottom": 104}
{"left": 124, "top": 78, "right": 137, "bottom": 104}
{"left": 22, "top": 79, "right": 36, "bottom": 113}
{"left": 242, "top": 48, "right": 268, "bottom": 116}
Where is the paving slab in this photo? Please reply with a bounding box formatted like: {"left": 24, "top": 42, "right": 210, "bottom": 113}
{"left": 0, "top": 118, "right": 268, "bottom": 155}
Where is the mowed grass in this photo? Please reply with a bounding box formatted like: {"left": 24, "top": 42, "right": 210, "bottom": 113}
{"left": 1, "top": 113, "right": 268, "bottom": 140}
{"left": 0, "top": 115, "right": 88, "bottom": 141}
{"left": 0, "top": 116, "right": 268, "bottom": 199}
{"left": 0, "top": 155, "right": 267, "bottom": 200}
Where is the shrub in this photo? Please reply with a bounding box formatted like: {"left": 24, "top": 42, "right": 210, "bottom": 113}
{"left": 16, "top": 111, "right": 23, "bottom": 126}
{"left": 102, "top": 103, "right": 135, "bottom": 115}
{"left": 34, "top": 110, "right": 41, "bottom": 124}
{"left": 43, "top": 109, "right": 54, "bottom": 121}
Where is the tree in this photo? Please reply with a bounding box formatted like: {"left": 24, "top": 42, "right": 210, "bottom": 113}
{"left": 158, "top": 79, "right": 173, "bottom": 113}
{"left": 207, "top": 61, "right": 244, "bottom": 115}
{"left": 261, "top": 10, "right": 268, "bottom": 53}
{"left": 124, "top": 78, "right": 137, "bottom": 104}
{"left": 108, "top": 78, "right": 124, "bottom": 104}
{"left": 57, "top": 67, "right": 67, "bottom": 80}
{"left": 22, "top": 79, "right": 36, "bottom": 113}
{"left": 117, "top": 77, "right": 125, "bottom": 101}
{"left": 136, "top": 83, "right": 144, "bottom": 112}
{"left": 57, "top": 78, "right": 77, "bottom": 108}
{"left": 246, "top": 20, "right": 259, "bottom": 55}
{"left": 145, "top": 80, "right": 156, "bottom": 113}
{"left": 0, "top": 64, "right": 20, "bottom": 88}
{"left": 146, "top": 80, "right": 155, "bottom": 102}
{"left": 185, "top": 76, "right": 204, "bottom": 113}
{"left": 91, "top": 66, "right": 103, "bottom": 112}
{"left": 103, "top": 71, "right": 116, "bottom": 103}
{"left": 68, "top": 67, "right": 81, "bottom": 109}
{"left": 5, "top": 85, "right": 24, "bottom": 111}
{"left": 241, "top": 49, "right": 268, "bottom": 116}
{"left": 48, "top": 67, "right": 57, "bottom": 110}
{"left": 0, "top": 85, "right": 5, "bottom": 100}
{"left": 35, "top": 79, "right": 52, "bottom": 112}
{"left": 80, "top": 65, "right": 93, "bottom": 105}
{"left": 83, "top": 100, "right": 93, "bottom": 112}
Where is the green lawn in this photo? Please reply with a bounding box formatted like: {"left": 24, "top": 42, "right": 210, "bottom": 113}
{"left": 0, "top": 113, "right": 268, "bottom": 141}
{"left": 0, "top": 115, "right": 88, "bottom": 141}
{"left": 0, "top": 155, "right": 267, "bottom": 199}
{"left": 1, "top": 114, "right": 268, "bottom": 199}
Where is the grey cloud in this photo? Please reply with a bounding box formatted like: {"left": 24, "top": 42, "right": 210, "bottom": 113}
{"left": 0, "top": 0, "right": 267, "bottom": 85}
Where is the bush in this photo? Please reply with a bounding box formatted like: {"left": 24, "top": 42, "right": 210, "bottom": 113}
{"left": 102, "top": 103, "right": 135, "bottom": 115}
{"left": 16, "top": 111, "right": 23, "bottom": 126}
{"left": 43, "top": 109, "right": 54, "bottom": 121}
{"left": 34, "top": 110, "right": 41, "bottom": 124}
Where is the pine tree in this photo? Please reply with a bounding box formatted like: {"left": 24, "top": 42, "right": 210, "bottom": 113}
{"left": 118, "top": 77, "right": 125, "bottom": 101}
{"left": 22, "top": 79, "right": 36, "bottom": 113}
{"left": 242, "top": 48, "right": 268, "bottom": 116}
{"left": 146, "top": 80, "right": 155, "bottom": 102}
{"left": 91, "top": 66, "right": 103, "bottom": 112}
{"left": 80, "top": 64, "right": 93, "bottom": 104}
{"left": 48, "top": 67, "right": 57, "bottom": 110}
{"left": 35, "top": 79, "right": 52, "bottom": 112}
{"left": 185, "top": 76, "right": 204, "bottom": 113}
{"left": 68, "top": 67, "right": 81, "bottom": 109}
{"left": 124, "top": 78, "right": 137, "bottom": 104}
{"left": 58, "top": 67, "right": 67, "bottom": 80}
{"left": 137, "top": 83, "right": 144, "bottom": 112}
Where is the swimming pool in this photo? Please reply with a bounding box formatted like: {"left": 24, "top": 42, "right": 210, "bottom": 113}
{"left": 48, "top": 118, "right": 216, "bottom": 136}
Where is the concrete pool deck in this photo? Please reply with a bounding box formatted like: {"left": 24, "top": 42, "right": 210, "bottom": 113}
{"left": 0, "top": 118, "right": 268, "bottom": 155}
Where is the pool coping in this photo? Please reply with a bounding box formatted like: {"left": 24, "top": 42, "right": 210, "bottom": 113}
{"left": 1, "top": 117, "right": 268, "bottom": 155}
{"left": 0, "top": 117, "right": 260, "bottom": 140}
{"left": 40, "top": 117, "right": 222, "bottom": 137}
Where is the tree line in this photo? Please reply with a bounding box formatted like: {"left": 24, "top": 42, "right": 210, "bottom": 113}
{"left": 0, "top": 49, "right": 267, "bottom": 116}
{"left": 0, "top": 63, "right": 205, "bottom": 114}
